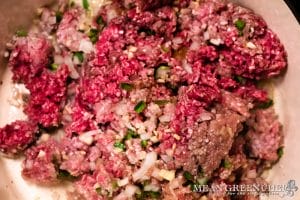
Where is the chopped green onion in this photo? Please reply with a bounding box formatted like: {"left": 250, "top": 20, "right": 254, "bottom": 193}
{"left": 50, "top": 63, "right": 59, "bottom": 71}
{"left": 183, "top": 171, "right": 193, "bottom": 181}
{"left": 55, "top": 11, "right": 63, "bottom": 23}
{"left": 16, "top": 29, "right": 27, "bottom": 37}
{"left": 222, "top": 159, "right": 232, "bottom": 169}
{"left": 120, "top": 83, "right": 134, "bottom": 91}
{"left": 141, "top": 140, "right": 148, "bottom": 148}
{"left": 73, "top": 51, "right": 84, "bottom": 63}
{"left": 88, "top": 28, "right": 99, "bottom": 44}
{"left": 57, "top": 169, "right": 77, "bottom": 181}
{"left": 124, "top": 129, "right": 139, "bottom": 140}
{"left": 114, "top": 141, "right": 126, "bottom": 151}
{"left": 134, "top": 101, "right": 146, "bottom": 114}
{"left": 277, "top": 147, "right": 284, "bottom": 158}
{"left": 235, "top": 19, "right": 246, "bottom": 31}
{"left": 82, "top": 0, "right": 89, "bottom": 10}
{"left": 153, "top": 100, "right": 169, "bottom": 106}
{"left": 257, "top": 99, "right": 274, "bottom": 109}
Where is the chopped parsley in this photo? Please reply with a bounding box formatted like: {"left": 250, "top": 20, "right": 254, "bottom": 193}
{"left": 235, "top": 19, "right": 246, "bottom": 31}
{"left": 183, "top": 171, "right": 193, "bottom": 181}
{"left": 222, "top": 159, "right": 232, "bottom": 169}
{"left": 73, "top": 51, "right": 84, "bottom": 63}
{"left": 50, "top": 63, "right": 59, "bottom": 71}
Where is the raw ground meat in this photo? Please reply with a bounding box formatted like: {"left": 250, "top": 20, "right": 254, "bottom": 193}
{"left": 246, "top": 107, "right": 283, "bottom": 161}
{"left": 22, "top": 139, "right": 61, "bottom": 184}
{"left": 1, "top": 0, "right": 288, "bottom": 199}
{"left": 0, "top": 120, "right": 38, "bottom": 156}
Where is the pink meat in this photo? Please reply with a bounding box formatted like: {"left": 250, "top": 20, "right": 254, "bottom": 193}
{"left": 56, "top": 8, "right": 89, "bottom": 51}
{"left": 246, "top": 108, "right": 283, "bottom": 161}
{"left": 24, "top": 65, "right": 69, "bottom": 127}
{"left": 22, "top": 139, "right": 61, "bottom": 185}
{"left": 9, "top": 34, "right": 52, "bottom": 83}
{"left": 0, "top": 120, "right": 38, "bottom": 156}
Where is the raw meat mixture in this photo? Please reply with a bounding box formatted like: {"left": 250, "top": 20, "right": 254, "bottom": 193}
{"left": 0, "top": 0, "right": 287, "bottom": 199}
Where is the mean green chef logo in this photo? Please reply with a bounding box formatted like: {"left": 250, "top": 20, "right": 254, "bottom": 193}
{"left": 193, "top": 179, "right": 298, "bottom": 198}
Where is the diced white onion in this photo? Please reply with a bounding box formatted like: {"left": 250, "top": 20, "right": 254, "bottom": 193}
{"left": 132, "top": 152, "right": 157, "bottom": 181}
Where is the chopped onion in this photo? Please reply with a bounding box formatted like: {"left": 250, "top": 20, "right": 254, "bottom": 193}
{"left": 144, "top": 184, "right": 160, "bottom": 192}
{"left": 132, "top": 152, "right": 157, "bottom": 181}
{"left": 79, "top": 39, "right": 94, "bottom": 53}
{"left": 79, "top": 130, "right": 102, "bottom": 145}
{"left": 117, "top": 177, "right": 129, "bottom": 187}
{"left": 114, "top": 184, "right": 138, "bottom": 200}
{"left": 182, "top": 59, "right": 193, "bottom": 74}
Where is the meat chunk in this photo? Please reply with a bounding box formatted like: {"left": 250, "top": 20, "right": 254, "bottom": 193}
{"left": 246, "top": 107, "right": 283, "bottom": 161}
{"left": 24, "top": 65, "right": 69, "bottom": 127}
{"left": 75, "top": 162, "right": 114, "bottom": 200}
{"left": 0, "top": 120, "right": 38, "bottom": 156}
{"left": 137, "top": 0, "right": 172, "bottom": 11}
{"left": 9, "top": 34, "right": 52, "bottom": 83}
{"left": 57, "top": 8, "right": 91, "bottom": 52}
{"left": 22, "top": 139, "right": 61, "bottom": 185}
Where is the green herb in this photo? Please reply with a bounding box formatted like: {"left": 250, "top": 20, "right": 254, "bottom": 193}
{"left": 161, "top": 46, "right": 170, "bottom": 53}
{"left": 73, "top": 51, "right": 84, "bottom": 63}
{"left": 55, "top": 11, "right": 63, "bottom": 23}
{"left": 153, "top": 100, "right": 169, "bottom": 106}
{"left": 120, "top": 83, "right": 134, "bottom": 91}
{"left": 235, "top": 19, "right": 246, "bottom": 31}
{"left": 82, "top": 0, "right": 89, "bottom": 10}
{"left": 134, "top": 101, "right": 146, "bottom": 114}
{"left": 88, "top": 28, "right": 99, "bottom": 44}
{"left": 124, "top": 129, "right": 139, "bottom": 140}
{"left": 222, "top": 159, "right": 232, "bottom": 169}
{"left": 235, "top": 75, "right": 247, "bottom": 85}
{"left": 57, "top": 169, "right": 77, "bottom": 181}
{"left": 16, "top": 29, "right": 27, "bottom": 37}
{"left": 277, "top": 147, "right": 284, "bottom": 158}
{"left": 141, "top": 140, "right": 148, "bottom": 148}
{"left": 50, "top": 63, "right": 59, "bottom": 71}
{"left": 257, "top": 99, "right": 274, "bottom": 109}
{"left": 114, "top": 141, "right": 126, "bottom": 151}
{"left": 96, "top": 16, "right": 105, "bottom": 25}
{"left": 183, "top": 171, "right": 193, "bottom": 181}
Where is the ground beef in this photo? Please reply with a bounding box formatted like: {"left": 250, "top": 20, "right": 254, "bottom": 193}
{"left": 9, "top": 34, "right": 52, "bottom": 83}
{"left": 56, "top": 8, "right": 89, "bottom": 51}
{"left": 24, "top": 65, "right": 69, "bottom": 128}
{"left": 246, "top": 108, "right": 283, "bottom": 161}
{"left": 22, "top": 139, "right": 61, "bottom": 184}
{"left": 137, "top": 0, "right": 172, "bottom": 11}
{"left": 0, "top": 120, "right": 38, "bottom": 156}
